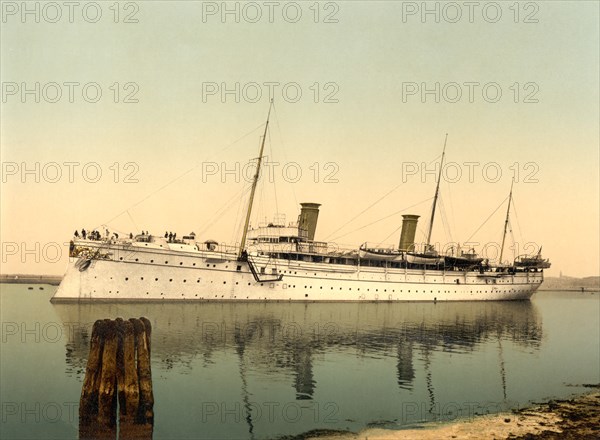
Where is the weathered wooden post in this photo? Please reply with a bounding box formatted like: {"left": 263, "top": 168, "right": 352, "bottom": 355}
{"left": 79, "top": 320, "right": 106, "bottom": 438}
{"left": 79, "top": 317, "right": 153, "bottom": 440}
{"left": 131, "top": 317, "right": 154, "bottom": 424}
{"left": 98, "top": 320, "right": 118, "bottom": 428}
{"left": 117, "top": 318, "right": 139, "bottom": 421}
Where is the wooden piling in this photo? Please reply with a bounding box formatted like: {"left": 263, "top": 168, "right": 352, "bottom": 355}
{"left": 118, "top": 319, "right": 140, "bottom": 420}
{"left": 98, "top": 320, "right": 118, "bottom": 428}
{"left": 140, "top": 316, "right": 152, "bottom": 357}
{"left": 131, "top": 317, "right": 154, "bottom": 424}
{"left": 79, "top": 320, "right": 105, "bottom": 425}
{"left": 79, "top": 317, "right": 153, "bottom": 440}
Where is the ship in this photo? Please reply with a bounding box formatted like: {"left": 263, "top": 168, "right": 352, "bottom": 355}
{"left": 52, "top": 104, "right": 549, "bottom": 302}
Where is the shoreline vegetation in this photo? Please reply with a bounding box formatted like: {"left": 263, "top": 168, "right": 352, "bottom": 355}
{"left": 301, "top": 390, "right": 600, "bottom": 440}
{"left": 1, "top": 274, "right": 598, "bottom": 292}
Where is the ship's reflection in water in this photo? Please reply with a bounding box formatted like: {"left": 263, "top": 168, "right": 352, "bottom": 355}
{"left": 53, "top": 301, "right": 542, "bottom": 439}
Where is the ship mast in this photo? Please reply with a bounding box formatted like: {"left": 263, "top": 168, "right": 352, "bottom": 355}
{"left": 238, "top": 101, "right": 273, "bottom": 260}
{"left": 425, "top": 134, "right": 448, "bottom": 251}
{"left": 499, "top": 181, "right": 514, "bottom": 265}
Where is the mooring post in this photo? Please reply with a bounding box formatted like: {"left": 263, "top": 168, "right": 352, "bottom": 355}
{"left": 80, "top": 317, "right": 153, "bottom": 440}
{"left": 98, "top": 320, "right": 118, "bottom": 429}
{"left": 79, "top": 320, "right": 105, "bottom": 426}
{"left": 131, "top": 317, "right": 154, "bottom": 424}
{"left": 140, "top": 316, "right": 152, "bottom": 357}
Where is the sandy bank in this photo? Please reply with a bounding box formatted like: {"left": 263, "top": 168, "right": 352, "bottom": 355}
{"left": 300, "top": 390, "right": 599, "bottom": 440}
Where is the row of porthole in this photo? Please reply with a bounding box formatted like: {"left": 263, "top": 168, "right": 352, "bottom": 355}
{"left": 106, "top": 287, "right": 523, "bottom": 296}
{"left": 118, "top": 255, "right": 233, "bottom": 270}
{"left": 120, "top": 277, "right": 259, "bottom": 287}
{"left": 124, "top": 276, "right": 202, "bottom": 283}
{"left": 115, "top": 276, "right": 522, "bottom": 294}
{"left": 286, "top": 285, "right": 521, "bottom": 294}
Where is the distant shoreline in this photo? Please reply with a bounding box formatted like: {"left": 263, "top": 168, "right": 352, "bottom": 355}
{"left": 0, "top": 274, "right": 62, "bottom": 285}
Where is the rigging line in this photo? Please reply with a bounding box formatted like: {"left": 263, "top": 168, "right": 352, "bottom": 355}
{"left": 511, "top": 196, "right": 525, "bottom": 245}
{"left": 324, "top": 184, "right": 408, "bottom": 241}
{"left": 438, "top": 196, "right": 453, "bottom": 244}
{"left": 230, "top": 186, "right": 249, "bottom": 247}
{"left": 376, "top": 222, "right": 405, "bottom": 248}
{"left": 200, "top": 183, "right": 249, "bottom": 229}
{"left": 444, "top": 178, "right": 456, "bottom": 239}
{"left": 324, "top": 149, "right": 443, "bottom": 241}
{"left": 464, "top": 195, "right": 509, "bottom": 244}
{"left": 126, "top": 210, "right": 139, "bottom": 233}
{"left": 440, "top": 200, "right": 450, "bottom": 243}
{"left": 253, "top": 161, "right": 267, "bottom": 228}
{"left": 442, "top": 199, "right": 454, "bottom": 244}
{"left": 197, "top": 185, "right": 252, "bottom": 238}
{"left": 508, "top": 219, "right": 516, "bottom": 259}
{"left": 231, "top": 184, "right": 248, "bottom": 246}
{"left": 329, "top": 197, "right": 432, "bottom": 242}
{"left": 100, "top": 122, "right": 265, "bottom": 227}
{"left": 266, "top": 124, "right": 279, "bottom": 217}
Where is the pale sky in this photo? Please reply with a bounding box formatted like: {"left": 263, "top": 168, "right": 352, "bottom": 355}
{"left": 1, "top": 1, "right": 598, "bottom": 277}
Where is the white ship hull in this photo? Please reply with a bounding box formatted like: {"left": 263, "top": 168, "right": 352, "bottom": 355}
{"left": 52, "top": 241, "right": 543, "bottom": 302}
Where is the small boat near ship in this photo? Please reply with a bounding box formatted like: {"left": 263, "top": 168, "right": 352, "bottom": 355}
{"left": 52, "top": 104, "right": 550, "bottom": 302}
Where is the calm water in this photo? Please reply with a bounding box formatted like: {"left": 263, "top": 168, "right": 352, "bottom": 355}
{"left": 1, "top": 285, "right": 598, "bottom": 440}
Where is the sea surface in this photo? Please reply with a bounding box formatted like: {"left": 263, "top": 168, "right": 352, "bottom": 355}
{"left": 1, "top": 285, "right": 598, "bottom": 440}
